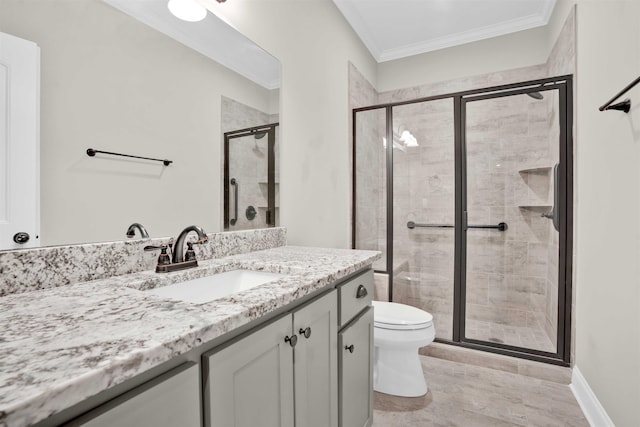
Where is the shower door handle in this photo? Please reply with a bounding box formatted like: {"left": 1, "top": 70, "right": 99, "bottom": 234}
{"left": 468, "top": 222, "right": 508, "bottom": 231}
{"left": 541, "top": 163, "right": 560, "bottom": 232}
{"left": 407, "top": 221, "right": 508, "bottom": 231}
{"left": 407, "top": 221, "right": 454, "bottom": 229}
{"left": 230, "top": 178, "right": 238, "bottom": 226}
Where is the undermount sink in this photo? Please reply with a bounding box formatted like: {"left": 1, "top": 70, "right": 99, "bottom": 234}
{"left": 145, "top": 269, "right": 287, "bottom": 304}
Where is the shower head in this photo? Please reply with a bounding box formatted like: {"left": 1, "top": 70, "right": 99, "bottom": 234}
{"left": 527, "top": 91, "right": 544, "bottom": 100}
{"left": 254, "top": 131, "right": 266, "bottom": 139}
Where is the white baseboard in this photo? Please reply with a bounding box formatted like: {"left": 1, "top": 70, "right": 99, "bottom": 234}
{"left": 570, "top": 366, "right": 615, "bottom": 427}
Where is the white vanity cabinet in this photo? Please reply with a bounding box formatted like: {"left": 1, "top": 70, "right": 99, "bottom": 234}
{"left": 293, "top": 290, "right": 338, "bottom": 427}
{"left": 338, "top": 269, "right": 374, "bottom": 427}
{"left": 339, "top": 307, "right": 374, "bottom": 427}
{"left": 65, "top": 363, "right": 200, "bottom": 427}
{"left": 50, "top": 269, "right": 374, "bottom": 427}
{"left": 203, "top": 289, "right": 338, "bottom": 427}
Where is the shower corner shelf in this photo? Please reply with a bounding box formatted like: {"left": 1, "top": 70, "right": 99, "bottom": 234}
{"left": 518, "top": 165, "right": 553, "bottom": 174}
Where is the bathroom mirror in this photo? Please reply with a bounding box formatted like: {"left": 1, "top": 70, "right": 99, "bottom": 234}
{"left": 0, "top": 0, "right": 280, "bottom": 247}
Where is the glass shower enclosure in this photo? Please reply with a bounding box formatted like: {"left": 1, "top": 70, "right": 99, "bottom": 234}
{"left": 353, "top": 77, "right": 573, "bottom": 364}
{"left": 224, "top": 123, "right": 279, "bottom": 230}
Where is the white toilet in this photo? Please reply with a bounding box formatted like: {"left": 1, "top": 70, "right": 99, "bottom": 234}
{"left": 372, "top": 301, "right": 435, "bottom": 397}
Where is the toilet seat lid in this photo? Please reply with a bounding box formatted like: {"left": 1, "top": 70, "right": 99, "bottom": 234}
{"left": 372, "top": 301, "right": 433, "bottom": 329}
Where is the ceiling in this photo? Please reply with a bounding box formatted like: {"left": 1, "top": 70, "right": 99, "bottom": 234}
{"left": 332, "top": 0, "right": 556, "bottom": 62}
{"left": 103, "top": 0, "right": 555, "bottom": 89}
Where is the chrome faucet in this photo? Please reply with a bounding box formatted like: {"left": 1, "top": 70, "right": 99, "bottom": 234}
{"left": 126, "top": 222, "right": 149, "bottom": 238}
{"left": 172, "top": 225, "right": 209, "bottom": 264}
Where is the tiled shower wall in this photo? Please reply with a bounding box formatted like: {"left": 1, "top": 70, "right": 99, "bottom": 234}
{"left": 222, "top": 97, "right": 279, "bottom": 230}
{"left": 350, "top": 11, "right": 575, "bottom": 349}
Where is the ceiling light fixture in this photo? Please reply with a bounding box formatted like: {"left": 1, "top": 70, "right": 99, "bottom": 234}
{"left": 168, "top": 0, "right": 207, "bottom": 22}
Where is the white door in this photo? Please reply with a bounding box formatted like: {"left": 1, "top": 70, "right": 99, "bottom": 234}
{"left": 0, "top": 32, "right": 40, "bottom": 250}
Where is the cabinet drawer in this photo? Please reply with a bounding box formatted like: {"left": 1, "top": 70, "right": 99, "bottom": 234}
{"left": 338, "top": 269, "right": 373, "bottom": 328}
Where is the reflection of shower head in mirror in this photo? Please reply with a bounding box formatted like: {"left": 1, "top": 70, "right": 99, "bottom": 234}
{"left": 527, "top": 91, "right": 544, "bottom": 100}
{"left": 526, "top": 82, "right": 549, "bottom": 100}
{"left": 252, "top": 132, "right": 266, "bottom": 157}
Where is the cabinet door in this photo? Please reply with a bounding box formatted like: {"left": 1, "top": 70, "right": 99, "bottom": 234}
{"left": 203, "top": 315, "right": 294, "bottom": 427}
{"left": 293, "top": 290, "right": 338, "bottom": 427}
{"left": 66, "top": 363, "right": 200, "bottom": 427}
{"left": 339, "top": 307, "right": 374, "bottom": 427}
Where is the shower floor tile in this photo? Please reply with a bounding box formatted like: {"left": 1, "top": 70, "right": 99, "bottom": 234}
{"left": 465, "top": 320, "right": 556, "bottom": 353}
{"left": 373, "top": 355, "right": 588, "bottom": 427}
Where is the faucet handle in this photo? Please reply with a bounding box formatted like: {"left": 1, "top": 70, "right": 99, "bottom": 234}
{"left": 184, "top": 242, "right": 197, "bottom": 262}
{"left": 144, "top": 244, "right": 171, "bottom": 266}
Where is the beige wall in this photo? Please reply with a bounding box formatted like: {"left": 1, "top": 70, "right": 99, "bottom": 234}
{"left": 377, "top": 29, "right": 547, "bottom": 93}
{"left": 377, "top": 0, "right": 576, "bottom": 94}
{"left": 207, "top": 0, "right": 378, "bottom": 248}
{"left": 0, "top": 0, "right": 274, "bottom": 245}
{"left": 574, "top": 1, "right": 640, "bottom": 425}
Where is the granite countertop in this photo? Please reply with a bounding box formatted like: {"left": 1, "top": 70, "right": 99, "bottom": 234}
{"left": 0, "top": 245, "right": 380, "bottom": 427}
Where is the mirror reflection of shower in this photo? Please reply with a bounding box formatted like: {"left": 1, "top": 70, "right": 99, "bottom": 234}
{"left": 223, "top": 126, "right": 279, "bottom": 230}
{"left": 222, "top": 96, "right": 279, "bottom": 231}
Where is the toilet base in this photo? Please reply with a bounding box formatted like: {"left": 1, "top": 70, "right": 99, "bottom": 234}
{"left": 373, "top": 345, "right": 428, "bottom": 397}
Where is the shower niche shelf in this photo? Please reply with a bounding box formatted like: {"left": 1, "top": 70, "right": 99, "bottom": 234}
{"left": 518, "top": 164, "right": 555, "bottom": 209}
{"left": 518, "top": 165, "right": 553, "bottom": 174}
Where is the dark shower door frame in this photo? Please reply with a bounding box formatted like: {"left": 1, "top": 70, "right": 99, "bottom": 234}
{"left": 223, "top": 123, "right": 279, "bottom": 229}
{"left": 352, "top": 76, "right": 573, "bottom": 366}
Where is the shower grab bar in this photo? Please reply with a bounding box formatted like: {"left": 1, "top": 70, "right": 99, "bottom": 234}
{"left": 541, "top": 163, "right": 560, "bottom": 232}
{"left": 407, "top": 221, "right": 508, "bottom": 231}
{"left": 230, "top": 178, "right": 238, "bottom": 226}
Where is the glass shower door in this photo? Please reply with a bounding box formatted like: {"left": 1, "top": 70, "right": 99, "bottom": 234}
{"left": 392, "top": 99, "right": 456, "bottom": 341}
{"left": 353, "top": 107, "right": 387, "bottom": 274}
{"left": 462, "top": 87, "right": 563, "bottom": 354}
{"left": 353, "top": 76, "right": 572, "bottom": 364}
